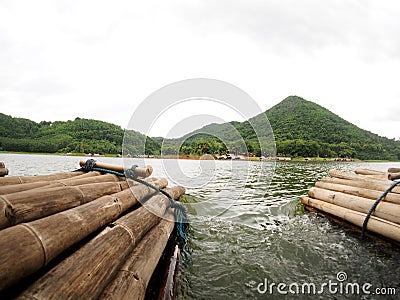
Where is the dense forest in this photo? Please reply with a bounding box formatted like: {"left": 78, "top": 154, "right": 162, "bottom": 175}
{"left": 0, "top": 114, "right": 160, "bottom": 155}
{"left": 1, "top": 96, "right": 399, "bottom": 160}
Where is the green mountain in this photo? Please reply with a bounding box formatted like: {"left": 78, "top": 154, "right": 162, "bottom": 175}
{"left": 172, "top": 96, "right": 400, "bottom": 160}
{"left": 266, "top": 96, "right": 400, "bottom": 159}
{"left": 1, "top": 96, "right": 399, "bottom": 160}
{"left": 0, "top": 114, "right": 160, "bottom": 155}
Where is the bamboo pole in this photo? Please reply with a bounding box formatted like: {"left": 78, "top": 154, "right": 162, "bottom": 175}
{"left": 0, "top": 171, "right": 104, "bottom": 195}
{"left": 389, "top": 172, "right": 400, "bottom": 180}
{"left": 360, "top": 174, "right": 391, "bottom": 181}
{"left": 321, "top": 176, "right": 400, "bottom": 194}
{"left": 17, "top": 186, "right": 185, "bottom": 299}
{"left": 315, "top": 181, "right": 400, "bottom": 204}
{"left": 328, "top": 170, "right": 400, "bottom": 193}
{"left": 359, "top": 167, "right": 400, "bottom": 181}
{"left": 338, "top": 168, "right": 391, "bottom": 180}
{"left": 0, "top": 171, "right": 85, "bottom": 186}
{"left": 355, "top": 168, "right": 385, "bottom": 175}
{"left": 79, "top": 160, "right": 153, "bottom": 178}
{"left": 301, "top": 196, "right": 400, "bottom": 242}
{"left": 100, "top": 211, "right": 176, "bottom": 300}
{"left": 0, "top": 168, "right": 8, "bottom": 177}
{"left": 308, "top": 187, "right": 400, "bottom": 224}
{"left": 0, "top": 178, "right": 168, "bottom": 291}
{"left": 0, "top": 180, "right": 130, "bottom": 229}
{"left": 329, "top": 169, "right": 391, "bottom": 182}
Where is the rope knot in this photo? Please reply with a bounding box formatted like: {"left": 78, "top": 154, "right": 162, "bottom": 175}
{"left": 124, "top": 165, "right": 138, "bottom": 180}
{"left": 81, "top": 159, "right": 96, "bottom": 172}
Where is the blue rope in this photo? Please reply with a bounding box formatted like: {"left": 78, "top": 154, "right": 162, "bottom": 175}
{"left": 81, "top": 159, "right": 189, "bottom": 248}
{"left": 361, "top": 180, "right": 400, "bottom": 238}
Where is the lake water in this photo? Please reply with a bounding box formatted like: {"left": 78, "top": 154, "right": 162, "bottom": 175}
{"left": 1, "top": 153, "right": 400, "bottom": 299}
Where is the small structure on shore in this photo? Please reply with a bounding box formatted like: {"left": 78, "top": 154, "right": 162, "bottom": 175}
{"left": 0, "top": 160, "right": 186, "bottom": 299}
{"left": 302, "top": 167, "right": 400, "bottom": 246}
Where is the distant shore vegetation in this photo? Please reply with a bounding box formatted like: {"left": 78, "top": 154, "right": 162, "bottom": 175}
{"left": 1, "top": 96, "right": 399, "bottom": 161}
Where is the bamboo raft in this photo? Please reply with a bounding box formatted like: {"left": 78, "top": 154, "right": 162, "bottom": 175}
{"left": 0, "top": 160, "right": 186, "bottom": 299}
{"left": 302, "top": 167, "right": 400, "bottom": 246}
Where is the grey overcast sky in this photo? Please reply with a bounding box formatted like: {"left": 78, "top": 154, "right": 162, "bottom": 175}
{"left": 0, "top": 0, "right": 399, "bottom": 139}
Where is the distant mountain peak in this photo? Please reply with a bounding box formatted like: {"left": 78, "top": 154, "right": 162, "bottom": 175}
{"left": 282, "top": 95, "right": 307, "bottom": 102}
{"left": 275, "top": 95, "right": 320, "bottom": 108}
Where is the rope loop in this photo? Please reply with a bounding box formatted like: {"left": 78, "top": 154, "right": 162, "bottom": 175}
{"left": 361, "top": 180, "right": 400, "bottom": 238}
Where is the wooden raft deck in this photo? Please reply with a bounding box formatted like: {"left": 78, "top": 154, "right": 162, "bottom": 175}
{"left": 302, "top": 167, "right": 400, "bottom": 246}
{"left": 0, "top": 161, "right": 185, "bottom": 299}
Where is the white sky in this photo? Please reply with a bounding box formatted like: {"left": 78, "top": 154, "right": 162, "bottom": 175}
{"left": 0, "top": 0, "right": 399, "bottom": 139}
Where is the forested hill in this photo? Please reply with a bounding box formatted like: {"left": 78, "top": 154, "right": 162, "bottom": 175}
{"left": 264, "top": 96, "right": 400, "bottom": 159}
{"left": 172, "top": 96, "right": 400, "bottom": 160}
{"left": 0, "top": 114, "right": 160, "bottom": 155}
{"left": 1, "top": 96, "right": 399, "bottom": 160}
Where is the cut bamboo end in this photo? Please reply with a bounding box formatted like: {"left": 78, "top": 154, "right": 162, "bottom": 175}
{"left": 167, "top": 186, "right": 186, "bottom": 200}
{"left": 389, "top": 172, "right": 400, "bottom": 181}
{"left": 0, "top": 168, "right": 8, "bottom": 177}
{"left": 0, "top": 162, "right": 7, "bottom": 177}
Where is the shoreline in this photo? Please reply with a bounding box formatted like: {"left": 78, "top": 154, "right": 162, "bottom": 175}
{"left": 0, "top": 151, "right": 396, "bottom": 162}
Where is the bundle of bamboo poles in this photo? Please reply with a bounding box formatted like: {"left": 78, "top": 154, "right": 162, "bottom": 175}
{"left": 302, "top": 167, "right": 400, "bottom": 245}
{"left": 0, "top": 160, "right": 185, "bottom": 300}
{"left": 0, "top": 162, "right": 8, "bottom": 177}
